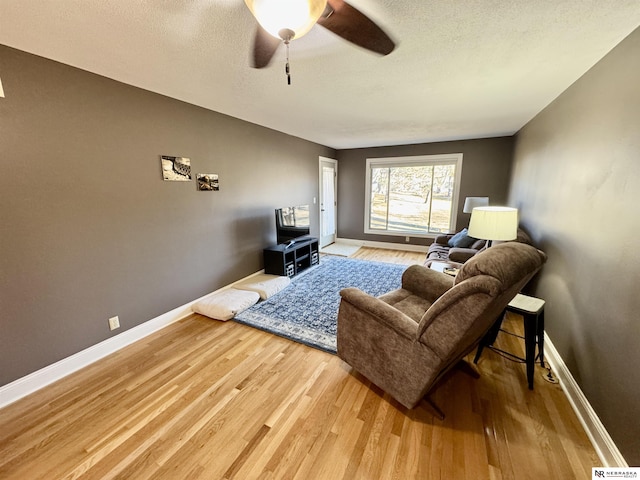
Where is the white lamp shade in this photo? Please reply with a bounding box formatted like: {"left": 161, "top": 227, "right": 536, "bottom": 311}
{"left": 462, "top": 196, "right": 489, "bottom": 213}
{"left": 468, "top": 206, "right": 518, "bottom": 241}
{"left": 244, "top": 0, "right": 327, "bottom": 40}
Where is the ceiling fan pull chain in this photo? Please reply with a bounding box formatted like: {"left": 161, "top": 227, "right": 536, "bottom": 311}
{"left": 285, "top": 40, "right": 291, "bottom": 85}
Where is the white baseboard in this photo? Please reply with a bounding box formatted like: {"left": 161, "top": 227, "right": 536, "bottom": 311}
{"left": 0, "top": 270, "right": 265, "bottom": 409}
{"left": 336, "top": 237, "right": 430, "bottom": 253}
{"left": 544, "top": 334, "right": 627, "bottom": 467}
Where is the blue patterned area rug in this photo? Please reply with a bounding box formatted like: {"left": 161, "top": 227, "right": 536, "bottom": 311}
{"left": 234, "top": 256, "right": 407, "bottom": 353}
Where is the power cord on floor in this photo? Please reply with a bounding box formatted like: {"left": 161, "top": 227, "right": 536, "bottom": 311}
{"left": 542, "top": 364, "right": 559, "bottom": 384}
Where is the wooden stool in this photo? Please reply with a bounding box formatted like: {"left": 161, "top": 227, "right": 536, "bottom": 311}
{"left": 474, "top": 293, "right": 545, "bottom": 390}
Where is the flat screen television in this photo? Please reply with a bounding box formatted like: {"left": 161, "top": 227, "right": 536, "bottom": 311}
{"left": 275, "top": 205, "right": 310, "bottom": 246}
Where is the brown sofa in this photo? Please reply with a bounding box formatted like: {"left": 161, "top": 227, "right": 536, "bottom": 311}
{"left": 337, "top": 242, "right": 546, "bottom": 413}
{"left": 425, "top": 227, "right": 533, "bottom": 265}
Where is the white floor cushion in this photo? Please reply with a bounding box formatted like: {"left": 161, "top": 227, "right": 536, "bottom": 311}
{"left": 233, "top": 274, "right": 291, "bottom": 300}
{"left": 192, "top": 289, "right": 260, "bottom": 321}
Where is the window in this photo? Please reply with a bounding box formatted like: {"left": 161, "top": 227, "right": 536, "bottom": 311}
{"left": 364, "top": 153, "right": 463, "bottom": 237}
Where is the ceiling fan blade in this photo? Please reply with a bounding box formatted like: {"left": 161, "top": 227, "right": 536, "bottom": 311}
{"left": 318, "top": 0, "right": 395, "bottom": 56}
{"left": 251, "top": 25, "right": 281, "bottom": 68}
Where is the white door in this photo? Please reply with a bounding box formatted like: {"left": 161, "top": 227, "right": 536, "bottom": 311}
{"left": 319, "top": 157, "right": 337, "bottom": 248}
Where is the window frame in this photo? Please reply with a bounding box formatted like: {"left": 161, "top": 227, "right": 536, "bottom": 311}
{"left": 363, "top": 153, "right": 464, "bottom": 238}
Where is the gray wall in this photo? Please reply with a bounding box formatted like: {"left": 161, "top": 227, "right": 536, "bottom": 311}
{"left": 0, "top": 45, "right": 334, "bottom": 387}
{"left": 509, "top": 27, "right": 640, "bottom": 465}
{"left": 336, "top": 137, "right": 514, "bottom": 245}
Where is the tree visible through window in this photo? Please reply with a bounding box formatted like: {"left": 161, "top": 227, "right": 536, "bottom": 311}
{"left": 365, "top": 154, "right": 463, "bottom": 236}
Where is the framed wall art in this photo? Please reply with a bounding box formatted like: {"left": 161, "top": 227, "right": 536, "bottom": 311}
{"left": 160, "top": 155, "right": 192, "bottom": 181}
{"left": 197, "top": 174, "right": 219, "bottom": 191}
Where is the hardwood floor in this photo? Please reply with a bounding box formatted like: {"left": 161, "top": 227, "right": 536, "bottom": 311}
{"left": 0, "top": 247, "right": 599, "bottom": 479}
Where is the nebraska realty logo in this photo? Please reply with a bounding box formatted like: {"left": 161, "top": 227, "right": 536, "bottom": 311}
{"left": 593, "top": 467, "right": 639, "bottom": 478}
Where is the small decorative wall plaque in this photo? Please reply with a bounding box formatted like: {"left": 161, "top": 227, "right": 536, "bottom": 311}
{"left": 197, "top": 174, "right": 219, "bottom": 191}
{"left": 161, "top": 155, "right": 192, "bottom": 181}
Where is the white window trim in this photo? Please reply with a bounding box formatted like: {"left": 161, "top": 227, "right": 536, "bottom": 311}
{"left": 364, "top": 153, "right": 464, "bottom": 238}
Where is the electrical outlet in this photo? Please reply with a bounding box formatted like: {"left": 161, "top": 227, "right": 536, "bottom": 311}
{"left": 108, "top": 316, "right": 120, "bottom": 331}
{"left": 405, "top": 236, "right": 410, "bottom": 242}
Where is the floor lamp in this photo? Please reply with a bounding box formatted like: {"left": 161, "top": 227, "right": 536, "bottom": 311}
{"left": 468, "top": 206, "right": 518, "bottom": 247}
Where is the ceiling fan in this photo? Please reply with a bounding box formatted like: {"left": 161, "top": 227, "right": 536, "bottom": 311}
{"left": 244, "top": 0, "right": 395, "bottom": 81}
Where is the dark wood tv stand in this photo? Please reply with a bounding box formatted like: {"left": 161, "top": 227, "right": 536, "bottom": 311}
{"left": 263, "top": 237, "right": 319, "bottom": 277}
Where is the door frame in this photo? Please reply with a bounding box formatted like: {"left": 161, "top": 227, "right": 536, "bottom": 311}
{"left": 318, "top": 156, "right": 338, "bottom": 248}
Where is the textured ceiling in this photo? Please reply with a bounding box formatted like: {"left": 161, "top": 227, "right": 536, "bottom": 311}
{"left": 1, "top": 1, "right": 639, "bottom": 149}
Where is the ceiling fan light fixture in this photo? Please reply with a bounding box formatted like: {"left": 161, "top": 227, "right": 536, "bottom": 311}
{"left": 245, "top": 0, "right": 327, "bottom": 41}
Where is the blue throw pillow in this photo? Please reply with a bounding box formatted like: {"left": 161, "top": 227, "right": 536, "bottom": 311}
{"left": 447, "top": 228, "right": 477, "bottom": 248}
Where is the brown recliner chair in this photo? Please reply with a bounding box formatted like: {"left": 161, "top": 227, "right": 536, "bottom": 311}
{"left": 336, "top": 242, "right": 547, "bottom": 415}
